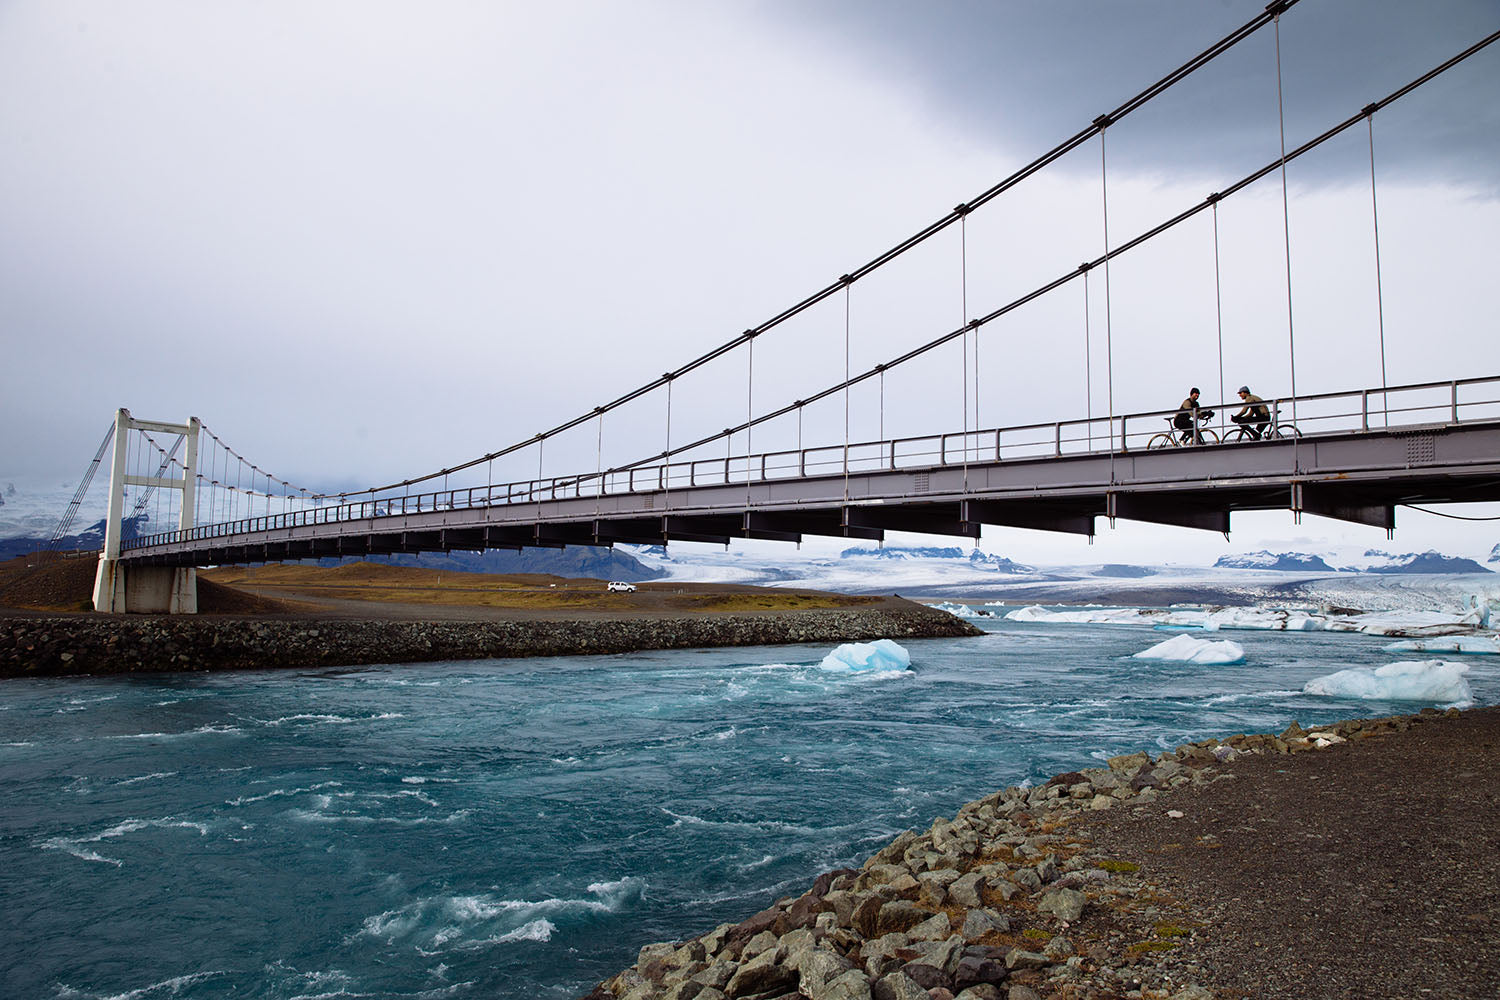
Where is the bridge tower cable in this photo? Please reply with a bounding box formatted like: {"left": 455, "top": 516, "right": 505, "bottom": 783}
{"left": 597, "top": 28, "right": 1500, "bottom": 488}
{"left": 45, "top": 422, "right": 116, "bottom": 556}
{"left": 334, "top": 1, "right": 1301, "bottom": 503}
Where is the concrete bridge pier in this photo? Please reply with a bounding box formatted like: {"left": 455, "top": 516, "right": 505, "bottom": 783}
{"left": 91, "top": 407, "right": 202, "bottom": 614}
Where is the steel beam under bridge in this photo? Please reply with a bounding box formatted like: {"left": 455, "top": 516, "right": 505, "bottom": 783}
{"left": 122, "top": 421, "right": 1500, "bottom": 568}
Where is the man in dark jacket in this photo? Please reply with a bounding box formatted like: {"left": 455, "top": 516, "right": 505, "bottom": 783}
{"left": 1174, "top": 387, "right": 1212, "bottom": 443}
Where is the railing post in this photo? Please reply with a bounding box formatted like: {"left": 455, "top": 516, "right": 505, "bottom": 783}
{"left": 1451, "top": 380, "right": 1459, "bottom": 423}
{"left": 1119, "top": 416, "right": 1128, "bottom": 452}
{"left": 1360, "top": 390, "right": 1369, "bottom": 432}
{"left": 1054, "top": 422, "right": 1062, "bottom": 457}
{"left": 940, "top": 434, "right": 947, "bottom": 465}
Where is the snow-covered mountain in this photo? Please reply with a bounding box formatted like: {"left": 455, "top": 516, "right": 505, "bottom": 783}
{"left": 1214, "top": 551, "right": 1336, "bottom": 572}
{"left": 1345, "top": 549, "right": 1492, "bottom": 575}
{"left": 839, "top": 545, "right": 1034, "bottom": 574}
{"left": 1489, "top": 543, "right": 1499, "bottom": 564}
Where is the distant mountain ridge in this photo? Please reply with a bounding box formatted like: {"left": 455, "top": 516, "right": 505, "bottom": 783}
{"left": 1214, "top": 551, "right": 1335, "bottom": 572}
{"left": 1349, "top": 549, "right": 1492, "bottom": 575}
{"left": 839, "top": 545, "right": 1034, "bottom": 574}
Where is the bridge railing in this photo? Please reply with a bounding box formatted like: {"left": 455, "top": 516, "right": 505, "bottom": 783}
{"left": 124, "top": 375, "right": 1500, "bottom": 552}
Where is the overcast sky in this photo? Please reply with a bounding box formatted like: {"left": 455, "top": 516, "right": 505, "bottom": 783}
{"left": 2, "top": 0, "right": 1497, "bottom": 564}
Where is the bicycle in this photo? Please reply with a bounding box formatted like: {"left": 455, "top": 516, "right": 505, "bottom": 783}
{"left": 1222, "top": 404, "right": 1301, "bottom": 443}
{"left": 1148, "top": 414, "right": 1219, "bottom": 449}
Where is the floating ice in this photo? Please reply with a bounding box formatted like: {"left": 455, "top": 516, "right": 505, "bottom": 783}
{"left": 933, "top": 602, "right": 984, "bottom": 619}
{"left": 1131, "top": 634, "right": 1246, "bottom": 665}
{"left": 1385, "top": 635, "right": 1499, "bottom": 656}
{"left": 1303, "top": 659, "right": 1473, "bottom": 706}
{"left": 818, "top": 639, "right": 911, "bottom": 674}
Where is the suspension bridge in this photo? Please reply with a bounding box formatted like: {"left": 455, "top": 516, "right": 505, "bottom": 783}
{"left": 60, "top": 2, "right": 1499, "bottom": 613}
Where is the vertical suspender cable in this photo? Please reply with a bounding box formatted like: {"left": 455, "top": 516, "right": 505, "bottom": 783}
{"left": 746, "top": 333, "right": 754, "bottom": 505}
{"left": 1212, "top": 197, "right": 1226, "bottom": 432}
{"left": 1366, "top": 108, "right": 1389, "bottom": 420}
{"left": 664, "top": 376, "right": 673, "bottom": 514}
{"left": 960, "top": 211, "right": 969, "bottom": 488}
{"left": 596, "top": 411, "right": 604, "bottom": 518}
{"left": 1083, "top": 266, "right": 1093, "bottom": 448}
{"left": 1273, "top": 11, "right": 1299, "bottom": 433}
{"left": 1098, "top": 118, "right": 1117, "bottom": 474}
{"left": 843, "top": 281, "right": 851, "bottom": 505}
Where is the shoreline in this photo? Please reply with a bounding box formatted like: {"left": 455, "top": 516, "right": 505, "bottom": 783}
{"left": 583, "top": 705, "right": 1499, "bottom": 1000}
{"left": 0, "top": 602, "right": 981, "bottom": 677}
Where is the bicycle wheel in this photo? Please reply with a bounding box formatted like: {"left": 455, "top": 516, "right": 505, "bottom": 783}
{"left": 1147, "top": 432, "right": 1177, "bottom": 450}
{"left": 1196, "top": 428, "right": 1220, "bottom": 444}
{"left": 1271, "top": 424, "right": 1302, "bottom": 439}
{"left": 1223, "top": 427, "right": 1253, "bottom": 443}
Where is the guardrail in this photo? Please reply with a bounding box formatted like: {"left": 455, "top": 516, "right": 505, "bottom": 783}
{"left": 125, "top": 375, "right": 1500, "bottom": 552}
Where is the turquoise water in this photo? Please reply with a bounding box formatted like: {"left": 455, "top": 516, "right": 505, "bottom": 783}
{"left": 3, "top": 615, "right": 1495, "bottom": 999}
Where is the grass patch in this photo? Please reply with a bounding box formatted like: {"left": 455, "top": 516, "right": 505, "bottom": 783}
{"left": 1153, "top": 922, "right": 1192, "bottom": 938}
{"left": 1096, "top": 859, "right": 1141, "bottom": 873}
{"left": 1022, "top": 928, "right": 1050, "bottom": 942}
{"left": 1128, "top": 941, "right": 1181, "bottom": 954}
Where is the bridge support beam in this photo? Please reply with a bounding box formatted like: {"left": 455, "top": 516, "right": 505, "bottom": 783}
{"left": 1292, "top": 484, "right": 1395, "bottom": 530}
{"left": 845, "top": 503, "right": 979, "bottom": 540}
{"left": 962, "top": 499, "right": 1096, "bottom": 537}
{"left": 93, "top": 408, "right": 202, "bottom": 613}
{"left": 1108, "top": 493, "right": 1230, "bottom": 534}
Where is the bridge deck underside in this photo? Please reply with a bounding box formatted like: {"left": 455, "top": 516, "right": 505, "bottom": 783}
{"left": 123, "top": 423, "right": 1500, "bottom": 568}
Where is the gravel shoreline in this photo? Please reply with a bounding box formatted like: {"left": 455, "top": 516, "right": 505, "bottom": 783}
{"left": 0, "top": 602, "right": 980, "bottom": 677}
{"left": 582, "top": 706, "right": 1498, "bottom": 1000}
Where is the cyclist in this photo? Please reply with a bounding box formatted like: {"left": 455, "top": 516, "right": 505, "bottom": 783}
{"left": 1231, "top": 385, "right": 1270, "bottom": 439}
{"left": 1174, "top": 387, "right": 1213, "bottom": 443}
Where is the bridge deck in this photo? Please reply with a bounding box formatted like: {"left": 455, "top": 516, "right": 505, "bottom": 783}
{"left": 122, "top": 418, "right": 1500, "bottom": 568}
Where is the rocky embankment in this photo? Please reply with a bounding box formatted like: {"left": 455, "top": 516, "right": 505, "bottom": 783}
{"left": 0, "top": 604, "right": 980, "bottom": 677}
{"left": 584, "top": 711, "right": 1468, "bottom": 1000}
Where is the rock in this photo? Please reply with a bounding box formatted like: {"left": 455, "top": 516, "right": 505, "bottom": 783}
{"left": 872, "top": 970, "right": 931, "bottom": 1000}
{"left": 741, "top": 930, "right": 779, "bottom": 959}
{"left": 1043, "top": 935, "right": 1075, "bottom": 960}
{"left": 798, "top": 949, "right": 855, "bottom": 994}
{"left": 814, "top": 969, "right": 873, "bottom": 1000}
{"left": 953, "top": 954, "right": 1008, "bottom": 989}
{"left": 948, "top": 871, "right": 985, "bottom": 908}
{"left": 691, "top": 961, "right": 735, "bottom": 989}
{"left": 911, "top": 934, "right": 966, "bottom": 975}
{"left": 1107, "top": 751, "right": 1149, "bottom": 776}
{"left": 874, "top": 900, "right": 933, "bottom": 936}
{"left": 961, "top": 907, "right": 1010, "bottom": 940}
{"left": 899, "top": 962, "right": 953, "bottom": 991}
{"left": 724, "top": 947, "right": 796, "bottom": 999}
{"left": 1170, "top": 987, "right": 1215, "bottom": 1000}
{"left": 1089, "top": 794, "right": 1114, "bottom": 811}
{"left": 1007, "top": 987, "right": 1042, "bottom": 1000}
{"left": 1011, "top": 867, "right": 1041, "bottom": 891}
{"left": 956, "top": 988, "right": 1003, "bottom": 1000}
{"left": 662, "top": 982, "right": 706, "bottom": 1000}
{"left": 1037, "top": 887, "right": 1087, "bottom": 922}
{"left": 1004, "top": 949, "right": 1049, "bottom": 971}
{"left": 907, "top": 911, "right": 952, "bottom": 942}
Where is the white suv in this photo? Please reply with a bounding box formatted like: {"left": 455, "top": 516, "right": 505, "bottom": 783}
{"left": 606, "top": 581, "right": 637, "bottom": 593}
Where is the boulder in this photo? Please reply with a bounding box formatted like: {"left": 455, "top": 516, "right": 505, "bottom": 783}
{"left": 873, "top": 900, "right": 933, "bottom": 936}
{"left": 899, "top": 962, "right": 953, "bottom": 991}
{"left": 724, "top": 948, "right": 796, "bottom": 999}
{"left": 961, "top": 908, "right": 1010, "bottom": 940}
{"left": 1037, "top": 887, "right": 1087, "bottom": 923}
{"left": 814, "top": 969, "right": 874, "bottom": 1000}
{"left": 953, "top": 955, "right": 1008, "bottom": 990}
{"left": 1003, "top": 949, "right": 1049, "bottom": 971}
{"left": 947, "top": 871, "right": 985, "bottom": 908}
{"left": 797, "top": 948, "right": 855, "bottom": 994}
{"left": 907, "top": 911, "right": 952, "bottom": 942}
{"left": 872, "top": 970, "right": 931, "bottom": 1000}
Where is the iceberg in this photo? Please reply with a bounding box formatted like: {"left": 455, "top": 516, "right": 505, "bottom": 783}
{"left": 933, "top": 601, "right": 985, "bottom": 619}
{"left": 1303, "top": 659, "right": 1473, "bottom": 706}
{"left": 1384, "top": 635, "right": 1499, "bottom": 656}
{"left": 818, "top": 639, "right": 912, "bottom": 674}
{"left": 1131, "top": 634, "right": 1246, "bottom": 665}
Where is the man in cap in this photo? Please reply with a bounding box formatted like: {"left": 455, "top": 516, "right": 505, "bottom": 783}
{"left": 1231, "top": 386, "right": 1270, "bottom": 439}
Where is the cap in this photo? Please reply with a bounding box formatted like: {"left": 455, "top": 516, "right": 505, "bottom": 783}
{"left": 1190, "top": 387, "right": 1200, "bottom": 394}
{"left": 1238, "top": 385, "right": 1250, "bottom": 393}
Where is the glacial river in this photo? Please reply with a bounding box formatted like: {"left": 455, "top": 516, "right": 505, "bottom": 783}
{"left": 3, "top": 612, "right": 1494, "bottom": 999}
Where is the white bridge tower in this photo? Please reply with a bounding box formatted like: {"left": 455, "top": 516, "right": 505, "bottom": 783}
{"left": 92, "top": 408, "right": 202, "bottom": 614}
